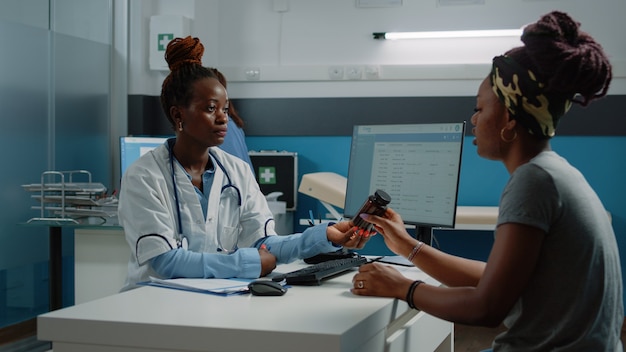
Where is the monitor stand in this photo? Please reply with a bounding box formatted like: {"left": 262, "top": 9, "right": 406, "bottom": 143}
{"left": 415, "top": 226, "right": 433, "bottom": 246}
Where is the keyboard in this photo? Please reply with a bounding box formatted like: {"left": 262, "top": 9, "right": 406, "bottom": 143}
{"left": 304, "top": 249, "right": 359, "bottom": 264}
{"left": 273, "top": 256, "right": 368, "bottom": 286}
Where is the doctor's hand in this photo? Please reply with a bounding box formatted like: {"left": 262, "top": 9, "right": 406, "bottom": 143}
{"left": 327, "top": 221, "right": 373, "bottom": 250}
{"left": 259, "top": 246, "right": 277, "bottom": 277}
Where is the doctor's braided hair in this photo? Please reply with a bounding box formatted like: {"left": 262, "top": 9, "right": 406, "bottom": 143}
{"left": 160, "top": 36, "right": 219, "bottom": 129}
{"left": 506, "top": 11, "right": 611, "bottom": 107}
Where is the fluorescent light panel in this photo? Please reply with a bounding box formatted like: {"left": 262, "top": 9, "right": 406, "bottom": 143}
{"left": 375, "top": 29, "right": 523, "bottom": 40}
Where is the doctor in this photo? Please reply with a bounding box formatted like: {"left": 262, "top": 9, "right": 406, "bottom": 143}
{"left": 118, "top": 36, "right": 368, "bottom": 291}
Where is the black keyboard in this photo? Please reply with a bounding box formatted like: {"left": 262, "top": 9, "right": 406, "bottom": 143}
{"left": 273, "top": 256, "right": 368, "bottom": 286}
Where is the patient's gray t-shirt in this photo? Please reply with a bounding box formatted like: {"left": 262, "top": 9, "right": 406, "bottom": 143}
{"left": 493, "top": 151, "right": 623, "bottom": 351}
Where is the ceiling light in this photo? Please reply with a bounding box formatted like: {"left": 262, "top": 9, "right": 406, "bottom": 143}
{"left": 373, "top": 29, "right": 523, "bottom": 40}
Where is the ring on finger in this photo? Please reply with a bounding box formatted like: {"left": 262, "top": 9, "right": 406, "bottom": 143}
{"left": 357, "top": 280, "right": 364, "bottom": 289}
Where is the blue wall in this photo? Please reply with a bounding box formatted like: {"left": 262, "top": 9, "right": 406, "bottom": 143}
{"left": 247, "top": 135, "right": 626, "bottom": 303}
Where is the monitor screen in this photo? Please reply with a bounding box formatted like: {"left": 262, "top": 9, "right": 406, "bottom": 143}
{"left": 120, "top": 136, "right": 169, "bottom": 177}
{"left": 344, "top": 122, "right": 465, "bottom": 229}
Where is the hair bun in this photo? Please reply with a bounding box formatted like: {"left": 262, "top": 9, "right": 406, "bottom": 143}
{"left": 164, "top": 36, "right": 204, "bottom": 71}
{"left": 522, "top": 11, "right": 580, "bottom": 47}
{"left": 514, "top": 11, "right": 611, "bottom": 104}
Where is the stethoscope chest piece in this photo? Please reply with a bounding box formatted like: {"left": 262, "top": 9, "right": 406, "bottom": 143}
{"left": 177, "top": 237, "right": 189, "bottom": 250}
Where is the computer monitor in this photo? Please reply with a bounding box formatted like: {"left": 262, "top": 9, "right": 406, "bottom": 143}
{"left": 343, "top": 122, "right": 466, "bottom": 244}
{"left": 119, "top": 136, "right": 170, "bottom": 177}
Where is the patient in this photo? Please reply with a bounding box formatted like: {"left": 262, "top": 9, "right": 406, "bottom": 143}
{"left": 351, "top": 11, "right": 623, "bottom": 351}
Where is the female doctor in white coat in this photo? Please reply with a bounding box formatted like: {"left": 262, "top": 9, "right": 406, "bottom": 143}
{"left": 118, "top": 36, "right": 368, "bottom": 291}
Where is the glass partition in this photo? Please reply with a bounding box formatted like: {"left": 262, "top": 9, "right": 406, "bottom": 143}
{"left": 0, "top": 0, "right": 112, "bottom": 341}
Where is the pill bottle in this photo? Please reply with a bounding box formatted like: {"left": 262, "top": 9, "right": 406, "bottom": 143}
{"left": 351, "top": 189, "right": 391, "bottom": 232}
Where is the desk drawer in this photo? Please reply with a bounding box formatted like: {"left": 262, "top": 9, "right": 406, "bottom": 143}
{"left": 386, "top": 311, "right": 452, "bottom": 352}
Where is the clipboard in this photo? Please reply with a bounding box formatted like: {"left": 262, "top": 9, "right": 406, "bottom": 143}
{"left": 140, "top": 277, "right": 251, "bottom": 296}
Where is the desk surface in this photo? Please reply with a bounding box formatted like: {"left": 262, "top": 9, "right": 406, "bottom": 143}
{"left": 38, "top": 261, "right": 450, "bottom": 352}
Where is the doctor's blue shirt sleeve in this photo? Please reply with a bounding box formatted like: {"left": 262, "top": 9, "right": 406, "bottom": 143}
{"left": 259, "top": 223, "right": 339, "bottom": 263}
{"left": 150, "top": 223, "right": 337, "bottom": 279}
{"left": 151, "top": 248, "right": 261, "bottom": 279}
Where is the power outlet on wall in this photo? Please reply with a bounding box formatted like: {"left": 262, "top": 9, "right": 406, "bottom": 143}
{"left": 364, "top": 65, "right": 380, "bottom": 79}
{"left": 346, "top": 66, "right": 362, "bottom": 80}
{"left": 328, "top": 66, "right": 344, "bottom": 80}
{"left": 244, "top": 67, "right": 261, "bottom": 80}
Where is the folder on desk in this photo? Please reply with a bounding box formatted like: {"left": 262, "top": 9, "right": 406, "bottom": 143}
{"left": 141, "top": 277, "right": 251, "bottom": 296}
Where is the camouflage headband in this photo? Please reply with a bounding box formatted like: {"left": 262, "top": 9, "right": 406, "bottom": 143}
{"left": 490, "top": 55, "right": 572, "bottom": 138}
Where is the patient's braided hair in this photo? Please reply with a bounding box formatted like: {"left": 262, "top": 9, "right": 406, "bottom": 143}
{"left": 506, "top": 11, "right": 612, "bottom": 107}
{"left": 160, "top": 36, "right": 219, "bottom": 129}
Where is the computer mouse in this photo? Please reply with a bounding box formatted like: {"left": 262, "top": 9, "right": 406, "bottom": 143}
{"left": 248, "top": 280, "right": 287, "bottom": 296}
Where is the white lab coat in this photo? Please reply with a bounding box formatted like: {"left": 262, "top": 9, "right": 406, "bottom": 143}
{"left": 118, "top": 141, "right": 276, "bottom": 289}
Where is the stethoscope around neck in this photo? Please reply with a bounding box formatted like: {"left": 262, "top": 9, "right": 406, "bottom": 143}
{"left": 167, "top": 139, "right": 242, "bottom": 253}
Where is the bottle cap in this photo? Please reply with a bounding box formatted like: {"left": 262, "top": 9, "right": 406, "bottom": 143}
{"left": 373, "top": 189, "right": 391, "bottom": 205}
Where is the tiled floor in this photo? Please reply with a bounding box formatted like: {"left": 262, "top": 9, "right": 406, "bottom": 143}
{"left": 0, "top": 336, "right": 49, "bottom": 352}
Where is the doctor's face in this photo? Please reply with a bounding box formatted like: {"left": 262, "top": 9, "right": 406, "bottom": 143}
{"left": 178, "top": 77, "right": 229, "bottom": 147}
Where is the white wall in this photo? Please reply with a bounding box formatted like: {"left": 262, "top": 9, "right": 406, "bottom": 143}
{"left": 128, "top": 0, "right": 626, "bottom": 98}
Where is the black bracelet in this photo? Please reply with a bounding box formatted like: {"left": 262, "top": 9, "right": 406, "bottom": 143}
{"left": 406, "top": 280, "right": 424, "bottom": 309}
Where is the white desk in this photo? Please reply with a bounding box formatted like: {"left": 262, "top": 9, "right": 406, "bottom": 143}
{"left": 454, "top": 206, "right": 499, "bottom": 230}
{"left": 74, "top": 227, "right": 128, "bottom": 304}
{"left": 452, "top": 206, "right": 610, "bottom": 230}
{"left": 39, "top": 262, "right": 453, "bottom": 352}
